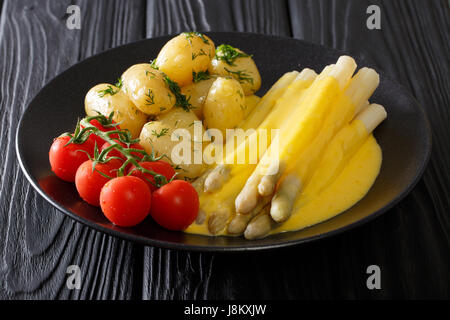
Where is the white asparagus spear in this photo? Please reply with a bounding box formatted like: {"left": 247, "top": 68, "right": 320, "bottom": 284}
{"left": 270, "top": 103, "right": 387, "bottom": 223}
{"left": 258, "top": 160, "right": 287, "bottom": 196}
{"left": 227, "top": 196, "right": 272, "bottom": 235}
{"left": 192, "top": 169, "right": 212, "bottom": 195}
{"left": 244, "top": 205, "right": 275, "bottom": 240}
{"left": 208, "top": 206, "right": 233, "bottom": 235}
{"left": 270, "top": 174, "right": 302, "bottom": 223}
{"left": 241, "top": 71, "right": 299, "bottom": 130}
{"left": 235, "top": 57, "right": 357, "bottom": 214}
{"left": 195, "top": 209, "right": 207, "bottom": 225}
{"left": 356, "top": 103, "right": 387, "bottom": 132}
{"left": 191, "top": 169, "right": 212, "bottom": 224}
{"left": 203, "top": 165, "right": 230, "bottom": 193}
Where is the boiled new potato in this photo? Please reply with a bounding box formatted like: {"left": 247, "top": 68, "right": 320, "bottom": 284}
{"left": 139, "top": 108, "right": 206, "bottom": 179}
{"left": 181, "top": 75, "right": 218, "bottom": 119}
{"left": 155, "top": 32, "right": 215, "bottom": 87}
{"left": 85, "top": 83, "right": 147, "bottom": 138}
{"left": 121, "top": 63, "right": 174, "bottom": 116}
{"left": 209, "top": 44, "right": 261, "bottom": 95}
{"left": 203, "top": 77, "right": 245, "bottom": 137}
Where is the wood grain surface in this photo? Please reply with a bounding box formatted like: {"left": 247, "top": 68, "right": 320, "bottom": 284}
{"left": 0, "top": 0, "right": 448, "bottom": 299}
{"left": 0, "top": 0, "right": 146, "bottom": 300}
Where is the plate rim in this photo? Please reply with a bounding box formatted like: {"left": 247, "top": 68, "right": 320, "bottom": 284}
{"left": 15, "top": 31, "right": 433, "bottom": 252}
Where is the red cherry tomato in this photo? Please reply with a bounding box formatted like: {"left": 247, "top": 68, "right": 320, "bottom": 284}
{"left": 81, "top": 119, "right": 121, "bottom": 147}
{"left": 75, "top": 159, "right": 122, "bottom": 206}
{"left": 49, "top": 135, "right": 95, "bottom": 182}
{"left": 150, "top": 180, "right": 199, "bottom": 231}
{"left": 101, "top": 141, "right": 145, "bottom": 161}
{"left": 128, "top": 161, "right": 176, "bottom": 192}
{"left": 100, "top": 176, "right": 151, "bottom": 227}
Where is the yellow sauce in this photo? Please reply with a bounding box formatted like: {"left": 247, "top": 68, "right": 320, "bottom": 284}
{"left": 271, "top": 134, "right": 381, "bottom": 233}
{"left": 185, "top": 130, "right": 381, "bottom": 236}
{"left": 184, "top": 75, "right": 383, "bottom": 237}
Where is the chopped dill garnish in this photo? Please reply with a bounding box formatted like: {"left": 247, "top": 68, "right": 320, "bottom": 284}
{"left": 163, "top": 75, "right": 192, "bottom": 111}
{"left": 193, "top": 70, "right": 211, "bottom": 83}
{"left": 145, "top": 70, "right": 156, "bottom": 78}
{"left": 98, "top": 85, "right": 119, "bottom": 97}
{"left": 150, "top": 59, "right": 159, "bottom": 69}
{"left": 215, "top": 44, "right": 252, "bottom": 66}
{"left": 115, "top": 78, "right": 123, "bottom": 89}
{"left": 151, "top": 127, "right": 169, "bottom": 138}
{"left": 183, "top": 31, "right": 210, "bottom": 45}
{"left": 224, "top": 67, "right": 254, "bottom": 85}
{"left": 145, "top": 89, "right": 155, "bottom": 105}
{"left": 192, "top": 48, "right": 208, "bottom": 60}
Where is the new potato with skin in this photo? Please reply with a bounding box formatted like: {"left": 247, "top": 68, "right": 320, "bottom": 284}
{"left": 84, "top": 83, "right": 147, "bottom": 138}
{"left": 121, "top": 63, "right": 174, "bottom": 115}
{"left": 203, "top": 77, "right": 245, "bottom": 137}
{"left": 139, "top": 108, "right": 206, "bottom": 180}
{"left": 181, "top": 76, "right": 218, "bottom": 119}
{"left": 209, "top": 48, "right": 261, "bottom": 96}
{"left": 155, "top": 32, "right": 215, "bottom": 87}
{"left": 181, "top": 76, "right": 259, "bottom": 120}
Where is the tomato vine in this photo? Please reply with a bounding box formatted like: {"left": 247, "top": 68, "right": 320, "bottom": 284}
{"left": 66, "top": 113, "right": 173, "bottom": 188}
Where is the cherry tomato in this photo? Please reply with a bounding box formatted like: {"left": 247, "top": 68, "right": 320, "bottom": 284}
{"left": 128, "top": 161, "right": 176, "bottom": 192}
{"left": 75, "top": 159, "right": 122, "bottom": 206}
{"left": 49, "top": 135, "right": 95, "bottom": 182}
{"left": 100, "top": 176, "right": 152, "bottom": 227}
{"left": 101, "top": 141, "right": 145, "bottom": 161}
{"left": 81, "top": 119, "right": 121, "bottom": 147}
{"left": 150, "top": 180, "right": 199, "bottom": 231}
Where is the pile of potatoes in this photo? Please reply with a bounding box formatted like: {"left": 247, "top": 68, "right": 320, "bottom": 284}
{"left": 85, "top": 32, "right": 261, "bottom": 179}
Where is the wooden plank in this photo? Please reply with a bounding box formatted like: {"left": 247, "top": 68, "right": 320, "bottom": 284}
{"left": 0, "top": 0, "right": 146, "bottom": 299}
{"left": 146, "top": 0, "right": 291, "bottom": 37}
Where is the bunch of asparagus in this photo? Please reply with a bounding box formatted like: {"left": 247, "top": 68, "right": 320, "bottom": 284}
{"left": 193, "top": 56, "right": 387, "bottom": 239}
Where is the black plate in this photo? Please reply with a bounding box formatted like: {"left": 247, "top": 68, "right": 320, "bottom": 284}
{"left": 16, "top": 32, "right": 432, "bottom": 251}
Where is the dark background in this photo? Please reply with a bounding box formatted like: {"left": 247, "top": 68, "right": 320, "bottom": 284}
{"left": 0, "top": 0, "right": 448, "bottom": 299}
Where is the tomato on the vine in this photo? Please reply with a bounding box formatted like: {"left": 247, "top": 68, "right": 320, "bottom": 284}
{"left": 81, "top": 119, "right": 121, "bottom": 147}
{"left": 101, "top": 141, "right": 145, "bottom": 161}
{"left": 49, "top": 135, "right": 95, "bottom": 182}
{"left": 75, "top": 159, "right": 122, "bottom": 206}
{"left": 150, "top": 180, "right": 199, "bottom": 231}
{"left": 100, "top": 176, "right": 152, "bottom": 227}
{"left": 128, "top": 161, "right": 176, "bottom": 192}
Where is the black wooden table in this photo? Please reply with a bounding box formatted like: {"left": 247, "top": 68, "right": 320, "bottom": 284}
{"left": 0, "top": 0, "right": 448, "bottom": 300}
